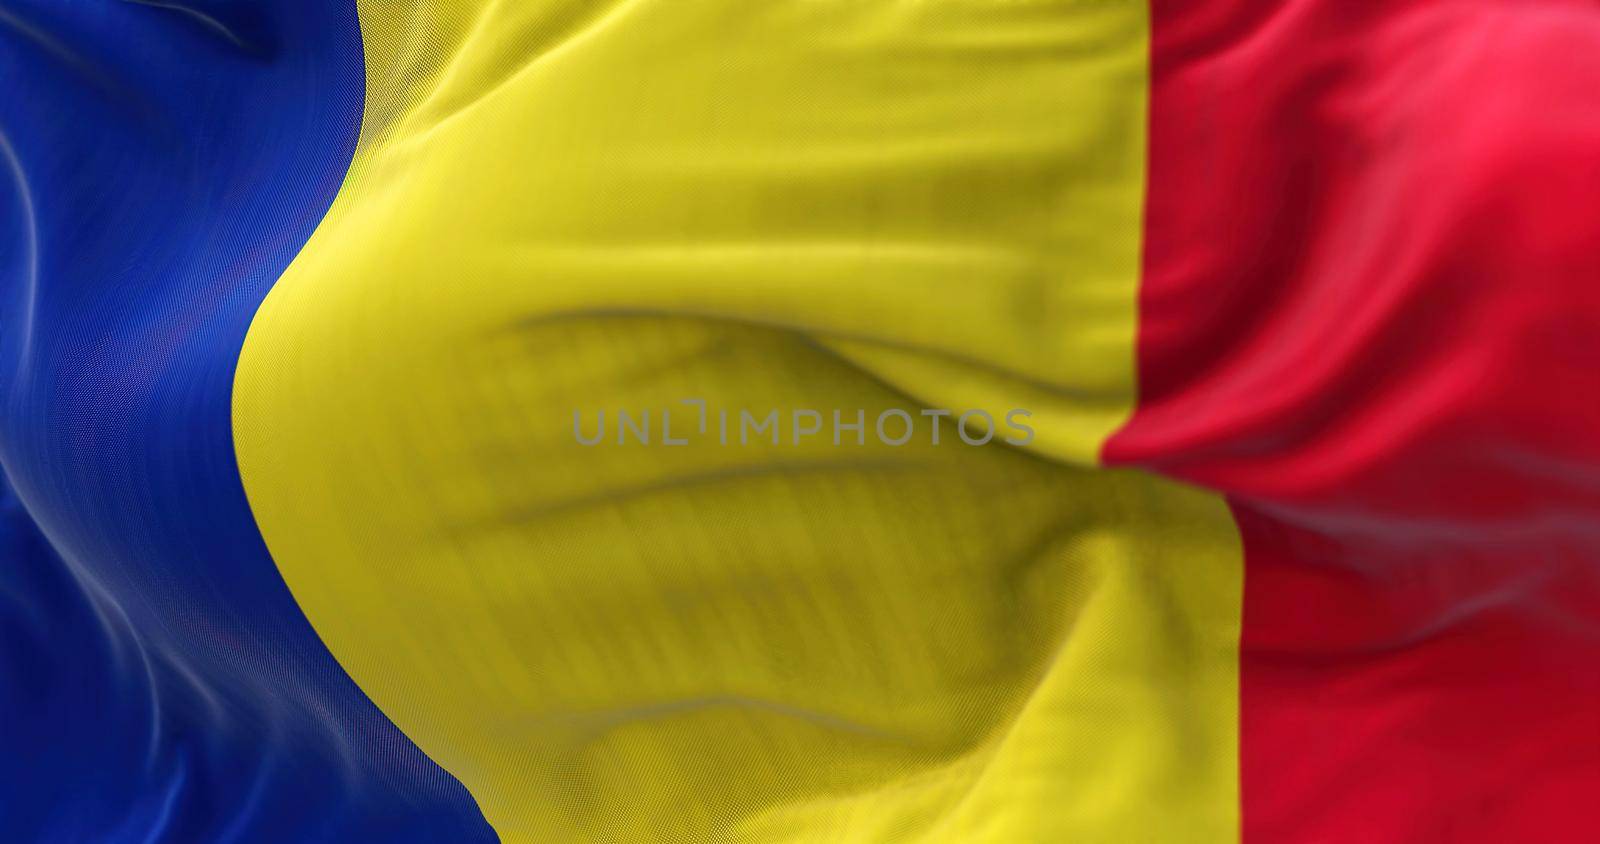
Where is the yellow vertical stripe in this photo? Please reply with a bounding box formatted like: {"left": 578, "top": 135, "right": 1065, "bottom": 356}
{"left": 234, "top": 1, "right": 1242, "bottom": 841}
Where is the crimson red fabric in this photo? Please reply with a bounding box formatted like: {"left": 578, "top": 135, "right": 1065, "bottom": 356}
{"left": 1107, "top": 1, "right": 1600, "bottom": 840}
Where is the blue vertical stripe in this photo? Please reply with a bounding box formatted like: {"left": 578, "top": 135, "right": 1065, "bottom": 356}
{"left": 0, "top": 2, "right": 494, "bottom": 840}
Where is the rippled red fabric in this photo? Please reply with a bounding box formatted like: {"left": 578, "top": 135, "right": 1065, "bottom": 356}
{"left": 1107, "top": 1, "right": 1600, "bottom": 840}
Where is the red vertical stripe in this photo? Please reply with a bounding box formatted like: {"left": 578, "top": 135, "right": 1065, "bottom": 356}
{"left": 1108, "top": 0, "right": 1600, "bottom": 840}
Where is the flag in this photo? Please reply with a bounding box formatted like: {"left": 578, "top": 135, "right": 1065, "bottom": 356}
{"left": 3, "top": 1, "right": 1598, "bottom": 841}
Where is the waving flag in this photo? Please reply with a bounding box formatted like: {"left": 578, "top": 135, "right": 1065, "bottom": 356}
{"left": 3, "top": 1, "right": 1598, "bottom": 841}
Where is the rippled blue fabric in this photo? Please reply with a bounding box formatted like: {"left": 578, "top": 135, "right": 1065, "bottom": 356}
{"left": 0, "top": 2, "right": 494, "bottom": 840}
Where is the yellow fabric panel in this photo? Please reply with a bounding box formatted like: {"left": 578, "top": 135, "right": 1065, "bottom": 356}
{"left": 234, "top": 1, "right": 1242, "bottom": 841}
